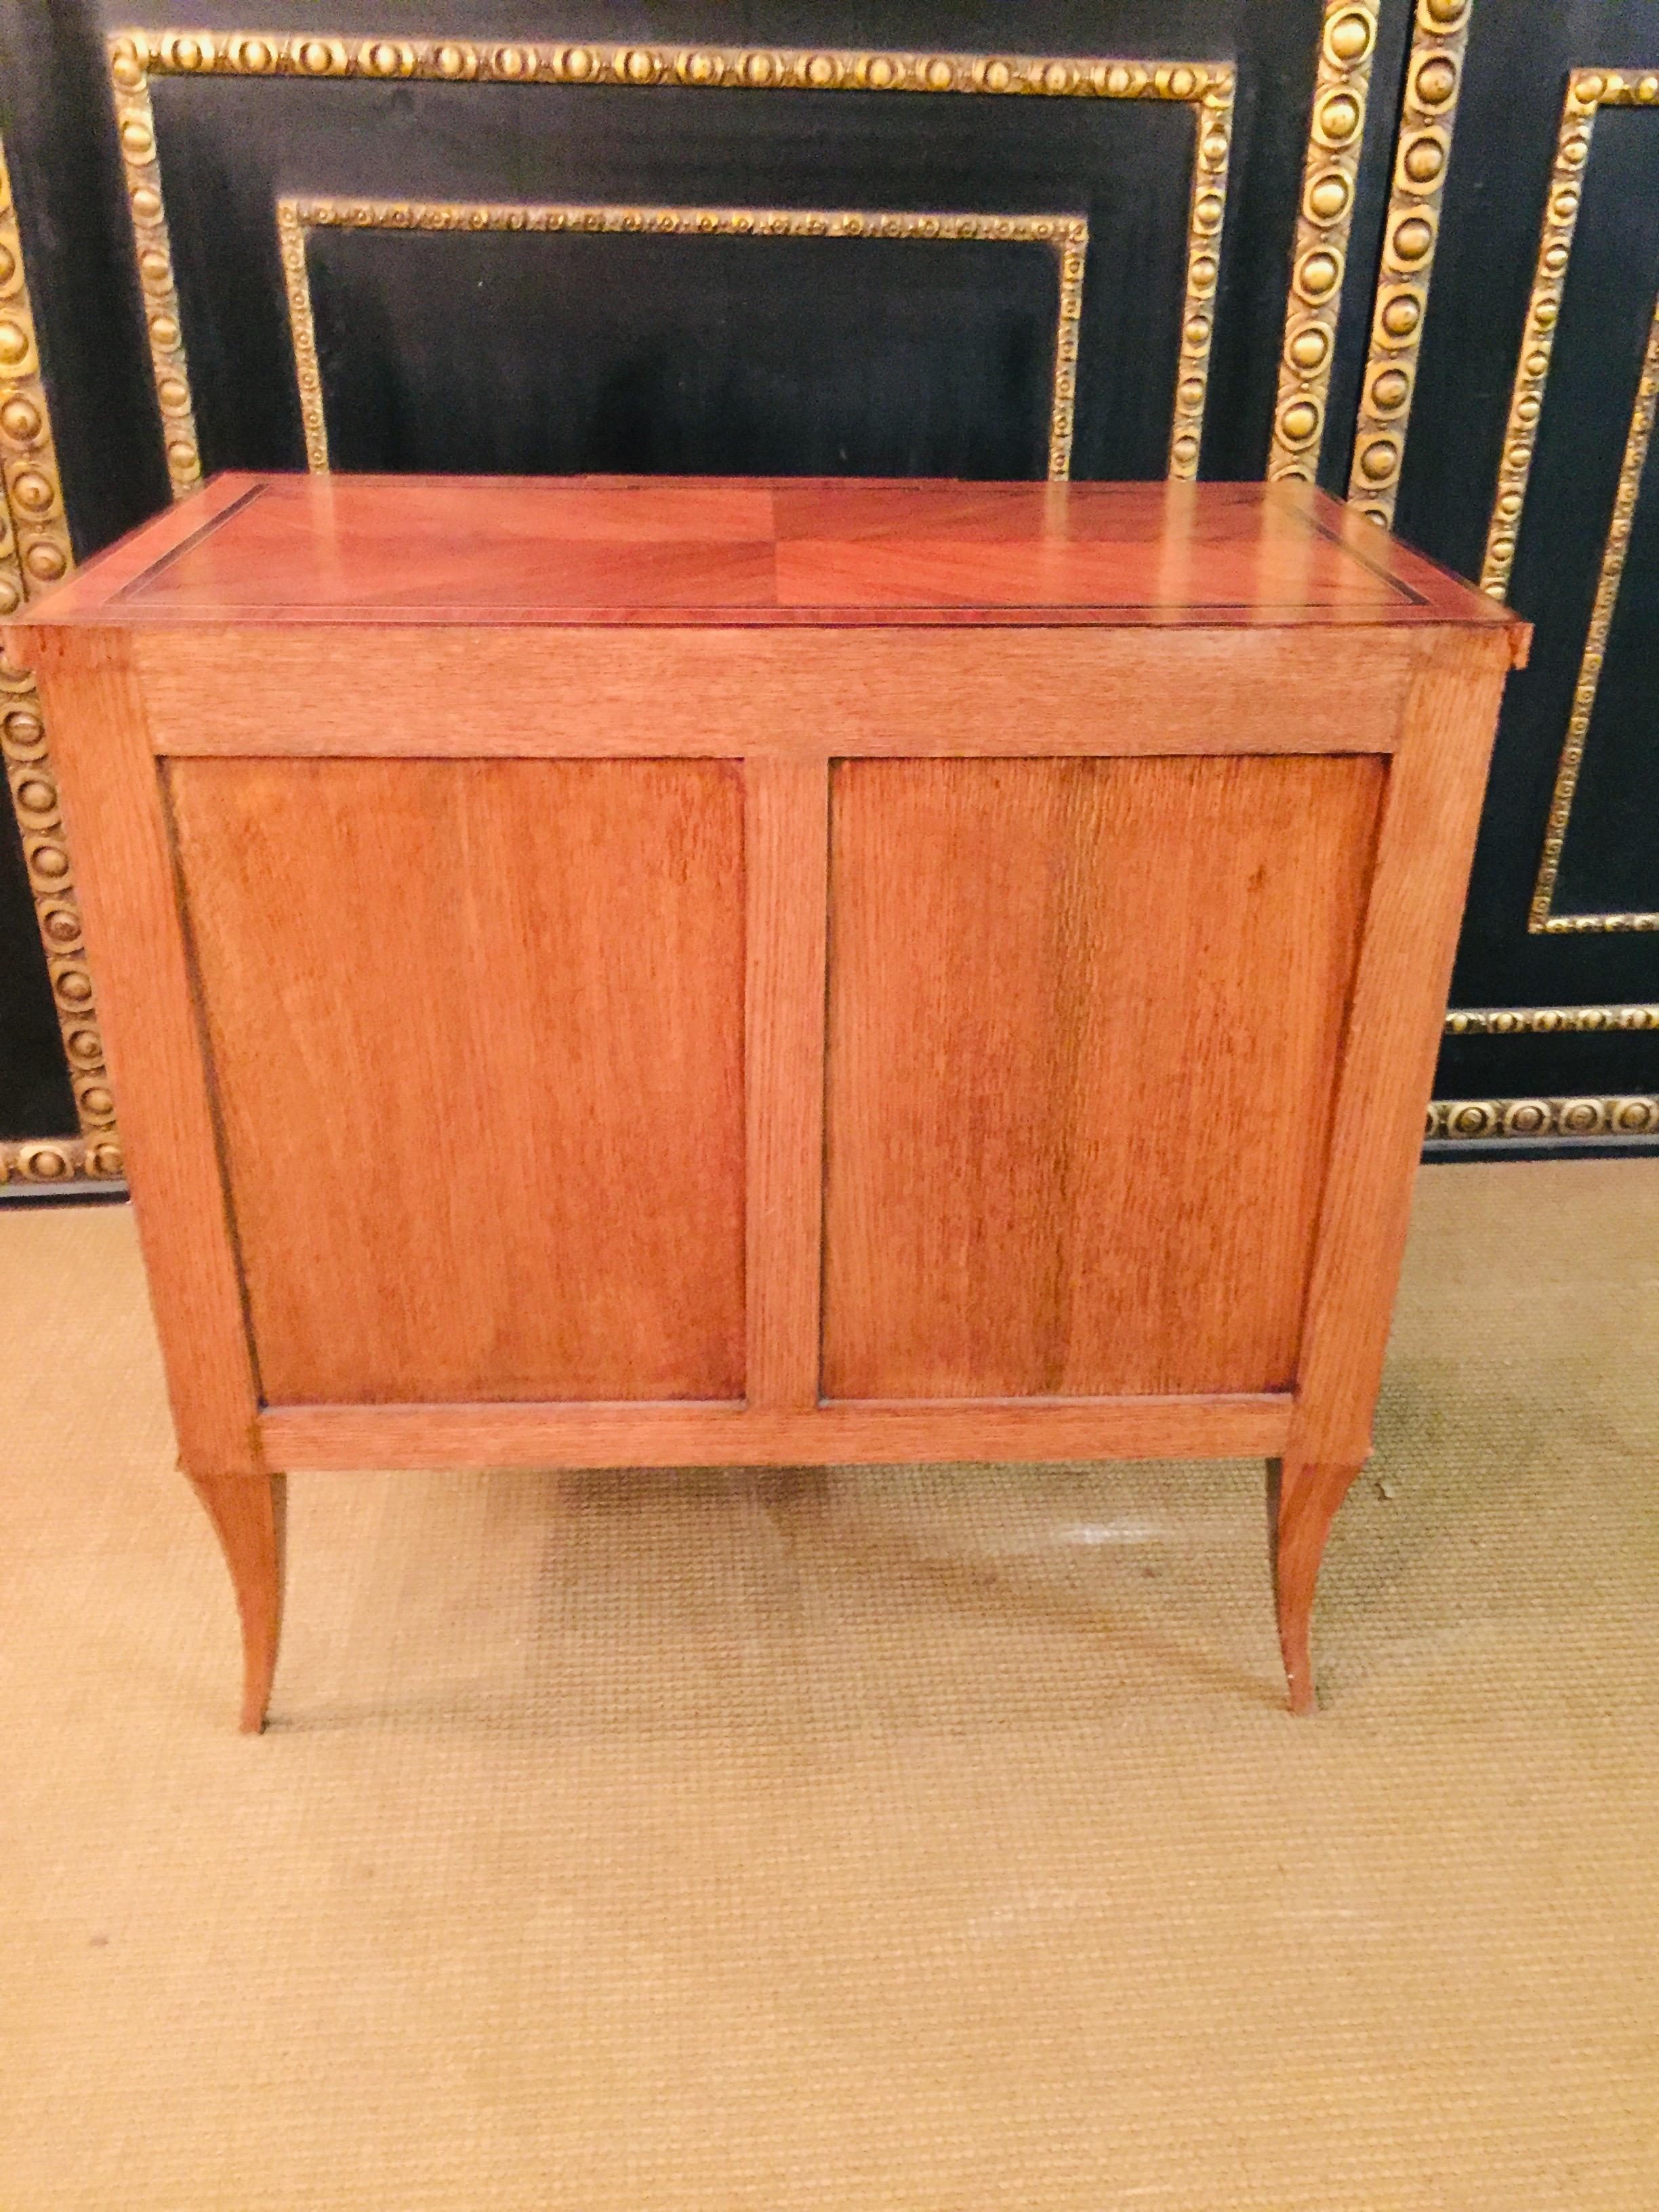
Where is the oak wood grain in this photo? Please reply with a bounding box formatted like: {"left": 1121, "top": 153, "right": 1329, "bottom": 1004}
{"left": 185, "top": 1466, "right": 286, "bottom": 1732}
{"left": 165, "top": 757, "right": 747, "bottom": 1403}
{"left": 23, "top": 630, "right": 284, "bottom": 1729}
{"left": 259, "top": 1393, "right": 1294, "bottom": 1470}
{"left": 821, "top": 756, "right": 1384, "bottom": 1399}
{"left": 744, "top": 759, "right": 829, "bottom": 1409}
{"left": 1289, "top": 633, "right": 1514, "bottom": 1466}
{"left": 130, "top": 626, "right": 1420, "bottom": 760}
{"left": 1269, "top": 1456, "right": 1364, "bottom": 1715}
{"left": 24, "top": 632, "right": 262, "bottom": 1472}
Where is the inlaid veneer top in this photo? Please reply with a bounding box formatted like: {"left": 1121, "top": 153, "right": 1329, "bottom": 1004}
{"left": 27, "top": 474, "right": 1523, "bottom": 634}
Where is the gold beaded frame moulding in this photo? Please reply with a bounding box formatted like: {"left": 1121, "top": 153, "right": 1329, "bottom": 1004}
{"left": 1435, "top": 1006, "right": 1659, "bottom": 1142}
{"left": 1428, "top": 54, "right": 1659, "bottom": 1139}
{"left": 1476, "top": 65, "right": 1659, "bottom": 935}
{"left": 280, "top": 199, "right": 1088, "bottom": 480}
{"left": 1432, "top": 996, "right": 1659, "bottom": 1139}
{"left": 1427, "top": 1094, "right": 1659, "bottom": 1141}
{"left": 110, "top": 28, "right": 1235, "bottom": 489}
{"left": 1267, "top": 0, "right": 1385, "bottom": 482}
{"left": 1446, "top": 1003, "right": 1659, "bottom": 1036}
{"left": 1288, "top": 4, "right": 1659, "bottom": 1145}
{"left": 0, "top": 138, "right": 122, "bottom": 1187}
{"left": 1433, "top": 996, "right": 1659, "bottom": 1141}
{"left": 1345, "top": 0, "right": 1471, "bottom": 524}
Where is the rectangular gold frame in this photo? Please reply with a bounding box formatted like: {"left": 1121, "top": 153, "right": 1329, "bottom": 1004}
{"left": 277, "top": 197, "right": 1088, "bottom": 480}
{"left": 110, "top": 27, "right": 1237, "bottom": 491}
{"left": 0, "top": 20, "right": 1620, "bottom": 1162}
{"left": 1426, "top": 37, "right": 1659, "bottom": 1134}
{"left": 1477, "top": 65, "right": 1659, "bottom": 935}
{"left": 102, "top": 20, "right": 1540, "bottom": 1143}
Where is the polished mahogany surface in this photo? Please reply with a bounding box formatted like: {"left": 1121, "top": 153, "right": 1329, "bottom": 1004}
{"left": 30, "top": 472, "right": 1517, "bottom": 632}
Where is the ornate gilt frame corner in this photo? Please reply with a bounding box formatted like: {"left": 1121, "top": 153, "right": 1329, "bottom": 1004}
{"left": 113, "top": 28, "right": 1237, "bottom": 492}
{"left": 0, "top": 136, "right": 123, "bottom": 1188}
{"left": 278, "top": 198, "right": 1088, "bottom": 478}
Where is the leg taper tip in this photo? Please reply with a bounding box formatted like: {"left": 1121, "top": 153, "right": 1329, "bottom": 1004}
{"left": 1270, "top": 1454, "right": 1361, "bottom": 1717}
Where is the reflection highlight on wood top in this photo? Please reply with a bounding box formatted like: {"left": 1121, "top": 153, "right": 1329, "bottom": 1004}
{"left": 22, "top": 473, "right": 1520, "bottom": 632}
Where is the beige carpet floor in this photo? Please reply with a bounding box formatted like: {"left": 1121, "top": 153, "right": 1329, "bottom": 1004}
{"left": 1, "top": 1161, "right": 1656, "bottom": 2209}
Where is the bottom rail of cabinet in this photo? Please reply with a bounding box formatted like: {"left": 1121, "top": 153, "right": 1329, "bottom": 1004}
{"left": 259, "top": 1393, "right": 1293, "bottom": 1471}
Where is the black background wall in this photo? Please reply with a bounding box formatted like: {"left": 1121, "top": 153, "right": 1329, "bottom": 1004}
{"left": 4, "top": 1, "right": 1659, "bottom": 1178}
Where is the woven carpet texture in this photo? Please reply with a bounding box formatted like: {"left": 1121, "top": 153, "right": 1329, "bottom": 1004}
{"left": 2, "top": 1161, "right": 1656, "bottom": 2209}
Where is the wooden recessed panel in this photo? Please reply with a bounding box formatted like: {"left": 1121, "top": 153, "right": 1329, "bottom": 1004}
{"left": 821, "top": 756, "right": 1386, "bottom": 1399}
{"left": 165, "top": 758, "right": 745, "bottom": 1404}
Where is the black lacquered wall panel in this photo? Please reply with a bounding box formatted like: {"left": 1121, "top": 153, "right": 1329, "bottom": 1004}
{"left": 11, "top": 1, "right": 1406, "bottom": 537}
{"left": 3, "top": 0, "right": 1420, "bottom": 1179}
{"left": 35, "top": 2, "right": 1659, "bottom": 1157}
{"left": 312, "top": 226, "right": 1063, "bottom": 480}
{"left": 16, "top": 0, "right": 1659, "bottom": 1157}
{"left": 1387, "top": 3, "right": 1659, "bottom": 1132}
{"left": 149, "top": 70, "right": 1197, "bottom": 483}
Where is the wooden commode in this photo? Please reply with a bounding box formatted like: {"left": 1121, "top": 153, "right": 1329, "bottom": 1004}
{"left": 12, "top": 474, "right": 1528, "bottom": 1726}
